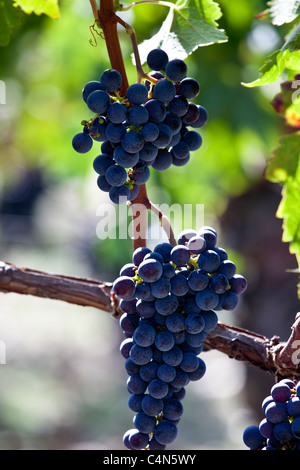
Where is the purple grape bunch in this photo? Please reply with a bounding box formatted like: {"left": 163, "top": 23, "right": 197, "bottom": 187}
{"left": 72, "top": 48, "right": 208, "bottom": 205}
{"left": 243, "top": 378, "right": 300, "bottom": 450}
{"left": 113, "top": 226, "right": 247, "bottom": 449}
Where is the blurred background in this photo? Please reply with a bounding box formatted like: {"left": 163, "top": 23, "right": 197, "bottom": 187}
{"left": 0, "top": 0, "right": 299, "bottom": 450}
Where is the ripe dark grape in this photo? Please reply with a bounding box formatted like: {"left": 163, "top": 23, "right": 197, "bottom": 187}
{"left": 243, "top": 378, "right": 300, "bottom": 450}
{"left": 72, "top": 49, "right": 208, "bottom": 204}
{"left": 114, "top": 226, "right": 247, "bottom": 449}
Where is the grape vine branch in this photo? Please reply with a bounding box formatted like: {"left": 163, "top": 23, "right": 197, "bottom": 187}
{"left": 0, "top": 260, "right": 299, "bottom": 380}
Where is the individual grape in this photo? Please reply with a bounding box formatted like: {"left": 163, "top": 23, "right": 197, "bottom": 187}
{"left": 150, "top": 277, "right": 171, "bottom": 299}
{"left": 128, "top": 393, "right": 145, "bottom": 413}
{"left": 127, "top": 374, "right": 147, "bottom": 395}
{"left": 180, "top": 352, "right": 200, "bottom": 372}
{"left": 155, "top": 294, "right": 179, "bottom": 316}
{"left": 163, "top": 398, "right": 183, "bottom": 420}
{"left": 183, "top": 131, "right": 203, "bottom": 151}
{"left": 162, "top": 346, "right": 183, "bottom": 367}
{"left": 187, "top": 269, "right": 209, "bottom": 291}
{"left": 147, "top": 49, "right": 169, "bottom": 71}
{"left": 141, "top": 122, "right": 160, "bottom": 142}
{"left": 72, "top": 132, "right": 93, "bottom": 153}
{"left": 243, "top": 425, "right": 265, "bottom": 450}
{"left": 96, "top": 175, "right": 111, "bottom": 192}
{"left": 153, "top": 79, "right": 177, "bottom": 103}
{"left": 139, "top": 361, "right": 159, "bottom": 382}
{"left": 113, "top": 145, "right": 140, "bottom": 168}
{"left": 182, "top": 103, "right": 200, "bottom": 125}
{"left": 154, "top": 420, "right": 178, "bottom": 445}
{"left": 100, "top": 69, "right": 122, "bottom": 91}
{"left": 165, "top": 59, "right": 187, "bottom": 82}
{"left": 168, "top": 95, "right": 189, "bottom": 117}
{"left": 152, "top": 123, "right": 173, "bottom": 148}
{"left": 218, "top": 260, "right": 236, "bottom": 279}
{"left": 107, "top": 101, "right": 128, "bottom": 123}
{"left": 171, "top": 141, "right": 190, "bottom": 160}
{"left": 122, "top": 130, "right": 144, "bottom": 153}
{"left": 128, "top": 105, "right": 149, "bottom": 127}
{"left": 198, "top": 250, "right": 220, "bottom": 272}
{"left": 259, "top": 418, "right": 274, "bottom": 439}
{"left": 130, "top": 163, "right": 150, "bottom": 185}
{"left": 209, "top": 273, "right": 229, "bottom": 294}
{"left": 148, "top": 379, "right": 169, "bottom": 399}
{"left": 273, "top": 421, "right": 293, "bottom": 442}
{"left": 170, "top": 274, "right": 189, "bottom": 297}
{"left": 170, "top": 245, "right": 190, "bottom": 267}
{"left": 157, "top": 364, "right": 176, "bottom": 383}
{"left": 229, "top": 275, "right": 248, "bottom": 295}
{"left": 265, "top": 401, "right": 288, "bottom": 424}
{"left": 86, "top": 89, "right": 111, "bottom": 114}
{"left": 218, "top": 290, "right": 239, "bottom": 311}
{"left": 179, "top": 78, "right": 200, "bottom": 99}
{"left": 184, "top": 313, "right": 205, "bottom": 334}
{"left": 130, "top": 344, "right": 153, "bottom": 365}
{"left": 133, "top": 323, "right": 156, "bottom": 347}
{"left": 177, "top": 229, "right": 197, "bottom": 245}
{"left": 136, "top": 299, "right": 156, "bottom": 318}
{"left": 105, "top": 164, "right": 128, "bottom": 187}
{"left": 138, "top": 259, "right": 163, "bottom": 283}
{"left": 142, "top": 395, "right": 163, "bottom": 417}
{"left": 163, "top": 113, "right": 182, "bottom": 135}
{"left": 126, "top": 83, "right": 149, "bottom": 105}
{"left": 93, "top": 153, "right": 114, "bottom": 175}
{"left": 190, "top": 105, "right": 209, "bottom": 128}
{"left": 151, "top": 148, "right": 173, "bottom": 171}
{"left": 155, "top": 330, "right": 175, "bottom": 352}
{"left": 271, "top": 383, "right": 292, "bottom": 403}
{"left": 128, "top": 430, "right": 150, "bottom": 450}
{"left": 113, "top": 276, "right": 136, "bottom": 299}
{"left": 120, "top": 338, "right": 133, "bottom": 359}
{"left": 82, "top": 81, "right": 105, "bottom": 102}
{"left": 134, "top": 412, "right": 156, "bottom": 434}
{"left": 187, "top": 236, "right": 206, "bottom": 255}
{"left": 144, "top": 99, "right": 167, "bottom": 123}
{"left": 139, "top": 142, "right": 158, "bottom": 162}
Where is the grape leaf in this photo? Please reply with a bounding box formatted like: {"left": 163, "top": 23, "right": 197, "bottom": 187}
{"left": 268, "top": 0, "right": 300, "bottom": 26}
{"left": 242, "top": 24, "right": 300, "bottom": 88}
{"left": 13, "top": 0, "right": 60, "bottom": 19}
{"left": 137, "top": 0, "right": 227, "bottom": 62}
{"left": 265, "top": 133, "right": 300, "bottom": 296}
{"left": 0, "top": 0, "right": 23, "bottom": 46}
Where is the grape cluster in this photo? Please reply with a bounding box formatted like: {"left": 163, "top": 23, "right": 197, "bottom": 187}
{"left": 72, "top": 48, "right": 208, "bottom": 204}
{"left": 113, "top": 226, "right": 247, "bottom": 449}
{"left": 243, "top": 378, "right": 300, "bottom": 450}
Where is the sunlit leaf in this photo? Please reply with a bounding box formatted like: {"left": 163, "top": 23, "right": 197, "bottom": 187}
{"left": 137, "top": 0, "right": 227, "bottom": 62}
{"left": 268, "top": 0, "right": 300, "bottom": 26}
{"left": 265, "top": 133, "right": 300, "bottom": 296}
{"left": 13, "top": 0, "right": 60, "bottom": 19}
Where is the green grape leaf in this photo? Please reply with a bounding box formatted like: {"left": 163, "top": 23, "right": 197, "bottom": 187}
{"left": 265, "top": 133, "right": 300, "bottom": 296}
{"left": 0, "top": 0, "right": 23, "bottom": 46}
{"left": 137, "top": 0, "right": 227, "bottom": 62}
{"left": 13, "top": 0, "right": 60, "bottom": 19}
{"left": 242, "top": 23, "right": 300, "bottom": 88}
{"left": 268, "top": 0, "right": 300, "bottom": 26}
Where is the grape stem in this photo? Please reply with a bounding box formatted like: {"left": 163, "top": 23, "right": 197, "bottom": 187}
{"left": 115, "top": 16, "right": 159, "bottom": 84}
{"left": 128, "top": 185, "right": 177, "bottom": 248}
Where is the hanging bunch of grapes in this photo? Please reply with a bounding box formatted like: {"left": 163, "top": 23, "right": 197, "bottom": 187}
{"left": 72, "top": 49, "right": 208, "bottom": 204}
